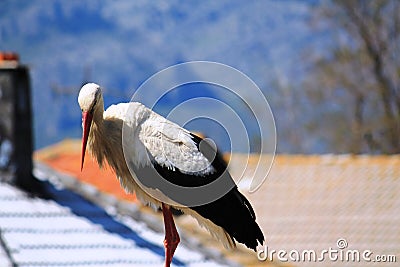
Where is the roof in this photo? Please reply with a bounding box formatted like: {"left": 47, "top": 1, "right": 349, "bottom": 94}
{"left": 36, "top": 140, "right": 400, "bottom": 266}
{"left": 34, "top": 139, "right": 136, "bottom": 202}
{"left": 236, "top": 154, "right": 400, "bottom": 266}
{"left": 0, "top": 171, "right": 234, "bottom": 266}
{"left": 0, "top": 180, "right": 164, "bottom": 266}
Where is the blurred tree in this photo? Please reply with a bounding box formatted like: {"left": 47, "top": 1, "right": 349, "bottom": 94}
{"left": 305, "top": 0, "right": 400, "bottom": 154}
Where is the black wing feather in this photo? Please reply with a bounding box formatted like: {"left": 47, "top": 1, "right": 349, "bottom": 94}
{"left": 134, "top": 133, "right": 264, "bottom": 250}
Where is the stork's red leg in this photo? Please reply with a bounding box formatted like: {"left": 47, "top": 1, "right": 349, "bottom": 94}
{"left": 162, "top": 203, "right": 180, "bottom": 267}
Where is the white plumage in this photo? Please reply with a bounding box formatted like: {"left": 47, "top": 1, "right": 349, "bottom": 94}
{"left": 107, "top": 102, "right": 215, "bottom": 175}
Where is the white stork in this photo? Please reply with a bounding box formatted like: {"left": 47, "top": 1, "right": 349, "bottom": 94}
{"left": 78, "top": 83, "right": 264, "bottom": 267}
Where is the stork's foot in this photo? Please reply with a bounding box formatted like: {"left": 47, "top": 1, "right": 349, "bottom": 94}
{"left": 162, "top": 203, "right": 180, "bottom": 267}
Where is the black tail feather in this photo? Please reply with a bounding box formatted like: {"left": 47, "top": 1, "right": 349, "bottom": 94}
{"left": 192, "top": 187, "right": 264, "bottom": 251}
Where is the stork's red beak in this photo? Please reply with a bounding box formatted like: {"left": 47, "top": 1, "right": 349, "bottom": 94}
{"left": 81, "top": 111, "right": 93, "bottom": 171}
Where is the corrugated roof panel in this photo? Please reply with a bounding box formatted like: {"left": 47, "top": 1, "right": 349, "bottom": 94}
{"left": 0, "top": 181, "right": 229, "bottom": 267}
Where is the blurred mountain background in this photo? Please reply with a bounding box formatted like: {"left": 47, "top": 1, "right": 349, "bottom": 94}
{"left": 0, "top": 0, "right": 399, "bottom": 154}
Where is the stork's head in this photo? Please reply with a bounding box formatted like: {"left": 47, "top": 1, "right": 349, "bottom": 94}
{"left": 78, "top": 83, "right": 102, "bottom": 171}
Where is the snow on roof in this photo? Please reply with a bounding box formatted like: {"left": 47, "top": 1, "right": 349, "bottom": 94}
{"left": 0, "top": 178, "right": 230, "bottom": 267}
